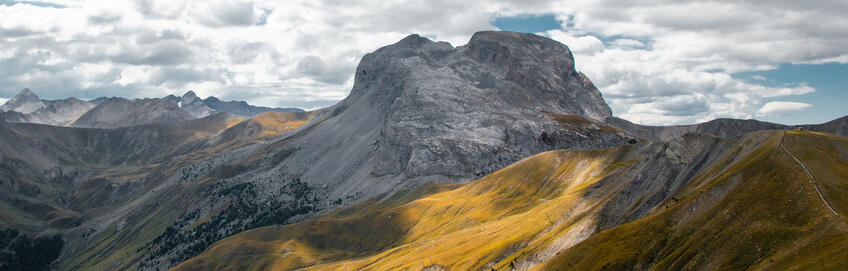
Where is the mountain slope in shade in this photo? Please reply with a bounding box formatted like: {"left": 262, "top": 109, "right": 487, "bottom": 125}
{"left": 609, "top": 115, "right": 848, "bottom": 141}
{"left": 175, "top": 90, "right": 304, "bottom": 118}
{"left": 812, "top": 115, "right": 848, "bottom": 136}
{"left": 70, "top": 97, "right": 195, "bottom": 128}
{"left": 0, "top": 88, "right": 46, "bottom": 113}
{"left": 176, "top": 130, "right": 848, "bottom": 271}
{"left": 0, "top": 116, "right": 226, "bottom": 240}
{"left": 1, "top": 89, "right": 304, "bottom": 128}
{"left": 2, "top": 97, "right": 95, "bottom": 126}
{"left": 0, "top": 111, "right": 314, "bottom": 269}
{"left": 202, "top": 95, "right": 304, "bottom": 116}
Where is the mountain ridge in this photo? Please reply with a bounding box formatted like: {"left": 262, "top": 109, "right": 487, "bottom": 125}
{"left": 0, "top": 89, "right": 304, "bottom": 128}
{"left": 0, "top": 88, "right": 46, "bottom": 114}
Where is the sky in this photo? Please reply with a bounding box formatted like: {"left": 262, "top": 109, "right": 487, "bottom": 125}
{"left": 0, "top": 0, "right": 846, "bottom": 125}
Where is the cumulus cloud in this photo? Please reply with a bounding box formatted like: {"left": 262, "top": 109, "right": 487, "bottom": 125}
{"left": 757, "top": 101, "right": 812, "bottom": 116}
{"left": 537, "top": 0, "right": 845, "bottom": 124}
{"left": 607, "top": 39, "right": 645, "bottom": 49}
{"left": 87, "top": 12, "right": 121, "bottom": 24}
{"left": 0, "top": 0, "right": 844, "bottom": 122}
{"left": 190, "top": 0, "right": 259, "bottom": 27}
{"left": 546, "top": 29, "right": 603, "bottom": 55}
{"left": 293, "top": 55, "right": 354, "bottom": 85}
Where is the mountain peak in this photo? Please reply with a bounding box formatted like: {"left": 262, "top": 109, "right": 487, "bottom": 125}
{"left": 350, "top": 31, "right": 610, "bottom": 120}
{"left": 465, "top": 30, "right": 576, "bottom": 71}
{"left": 180, "top": 90, "right": 203, "bottom": 105}
{"left": 182, "top": 90, "right": 198, "bottom": 100}
{"left": 319, "top": 31, "right": 623, "bottom": 185}
{"left": 1, "top": 88, "right": 46, "bottom": 113}
{"left": 396, "top": 34, "right": 433, "bottom": 47}
{"left": 16, "top": 88, "right": 36, "bottom": 98}
{"left": 11, "top": 88, "right": 39, "bottom": 102}
{"left": 178, "top": 90, "right": 214, "bottom": 117}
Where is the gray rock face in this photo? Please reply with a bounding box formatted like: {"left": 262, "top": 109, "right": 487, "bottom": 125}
{"left": 3, "top": 89, "right": 303, "bottom": 128}
{"left": 2, "top": 98, "right": 95, "bottom": 126}
{"left": 608, "top": 116, "right": 848, "bottom": 141}
{"left": 179, "top": 91, "right": 216, "bottom": 118}
{"left": 174, "top": 90, "right": 305, "bottom": 118}
{"left": 202, "top": 96, "right": 304, "bottom": 116}
{"left": 70, "top": 97, "right": 195, "bottom": 128}
{"left": 1, "top": 88, "right": 46, "bottom": 113}
{"left": 238, "top": 31, "right": 625, "bottom": 201}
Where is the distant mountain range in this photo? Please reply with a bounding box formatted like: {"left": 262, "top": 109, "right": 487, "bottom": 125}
{"left": 1, "top": 31, "right": 846, "bottom": 271}
{"left": 0, "top": 89, "right": 302, "bottom": 128}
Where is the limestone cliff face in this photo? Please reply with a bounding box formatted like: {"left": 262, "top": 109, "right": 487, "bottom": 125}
{"left": 263, "top": 31, "right": 625, "bottom": 200}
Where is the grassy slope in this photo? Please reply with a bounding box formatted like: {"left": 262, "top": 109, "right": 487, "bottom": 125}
{"left": 249, "top": 112, "right": 313, "bottom": 138}
{"left": 174, "top": 146, "right": 635, "bottom": 271}
{"left": 174, "top": 131, "right": 848, "bottom": 271}
{"left": 533, "top": 131, "right": 848, "bottom": 271}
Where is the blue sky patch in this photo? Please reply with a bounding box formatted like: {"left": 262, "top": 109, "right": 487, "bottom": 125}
{"left": 491, "top": 14, "right": 561, "bottom": 34}
{"left": 256, "top": 8, "right": 272, "bottom": 26}
{"left": 0, "top": 0, "right": 65, "bottom": 8}
{"left": 734, "top": 62, "right": 848, "bottom": 124}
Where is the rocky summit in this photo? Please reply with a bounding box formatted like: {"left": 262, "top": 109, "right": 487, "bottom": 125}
{"left": 0, "top": 88, "right": 46, "bottom": 114}
{"left": 281, "top": 31, "right": 626, "bottom": 198}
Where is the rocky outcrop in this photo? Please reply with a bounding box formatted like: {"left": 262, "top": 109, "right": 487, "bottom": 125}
{"left": 70, "top": 97, "right": 195, "bottom": 128}
{"left": 255, "top": 31, "right": 625, "bottom": 200}
{"left": 176, "top": 90, "right": 304, "bottom": 118}
{"left": 202, "top": 96, "right": 303, "bottom": 116}
{"left": 1, "top": 88, "right": 46, "bottom": 113}
{"left": 179, "top": 91, "right": 216, "bottom": 118}
{"left": 2, "top": 97, "right": 95, "bottom": 126}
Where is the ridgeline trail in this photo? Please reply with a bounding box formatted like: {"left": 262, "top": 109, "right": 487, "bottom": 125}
{"left": 780, "top": 131, "right": 839, "bottom": 217}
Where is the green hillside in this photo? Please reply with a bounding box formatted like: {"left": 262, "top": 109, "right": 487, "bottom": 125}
{"left": 175, "top": 130, "right": 848, "bottom": 271}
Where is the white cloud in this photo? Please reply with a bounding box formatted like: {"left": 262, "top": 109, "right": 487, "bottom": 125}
{"left": 757, "top": 101, "right": 812, "bottom": 116}
{"left": 537, "top": 0, "right": 846, "bottom": 124}
{"left": 0, "top": 98, "right": 7, "bottom": 105}
{"left": 189, "top": 0, "right": 259, "bottom": 27}
{"left": 608, "top": 39, "right": 644, "bottom": 49}
{"left": 545, "top": 30, "right": 604, "bottom": 55}
{"left": 0, "top": 0, "right": 845, "bottom": 123}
